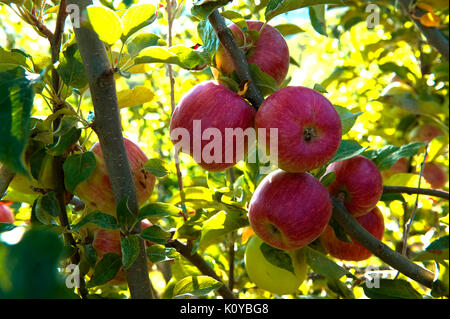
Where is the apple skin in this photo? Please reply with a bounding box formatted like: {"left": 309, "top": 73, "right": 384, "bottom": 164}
{"left": 411, "top": 124, "right": 443, "bottom": 142}
{"left": 244, "top": 235, "right": 307, "bottom": 295}
{"left": 423, "top": 162, "right": 447, "bottom": 189}
{"left": 169, "top": 81, "right": 256, "bottom": 172}
{"left": 248, "top": 170, "right": 332, "bottom": 250}
{"left": 0, "top": 204, "right": 14, "bottom": 224}
{"left": 215, "top": 21, "right": 290, "bottom": 86}
{"left": 381, "top": 157, "right": 409, "bottom": 182}
{"left": 255, "top": 86, "right": 342, "bottom": 173}
{"left": 320, "top": 206, "right": 385, "bottom": 261}
{"left": 75, "top": 138, "right": 156, "bottom": 215}
{"left": 325, "top": 155, "right": 383, "bottom": 217}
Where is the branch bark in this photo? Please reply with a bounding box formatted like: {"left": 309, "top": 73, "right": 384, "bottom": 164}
{"left": 398, "top": 0, "right": 449, "bottom": 62}
{"left": 167, "top": 239, "right": 236, "bottom": 299}
{"left": 67, "top": 0, "right": 153, "bottom": 299}
{"left": 383, "top": 186, "right": 449, "bottom": 200}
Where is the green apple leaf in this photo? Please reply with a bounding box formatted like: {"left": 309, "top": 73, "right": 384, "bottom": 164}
{"left": 146, "top": 244, "right": 179, "bottom": 263}
{"left": 63, "top": 152, "right": 96, "bottom": 193}
{"left": 327, "top": 278, "right": 355, "bottom": 299}
{"left": 413, "top": 235, "right": 449, "bottom": 263}
{"left": 56, "top": 44, "right": 88, "bottom": 90}
{"left": 120, "top": 235, "right": 140, "bottom": 270}
{"left": 304, "top": 246, "right": 352, "bottom": 280}
{"left": 86, "top": 5, "right": 123, "bottom": 45}
{"left": 220, "top": 10, "right": 248, "bottom": 30}
{"left": 37, "top": 191, "right": 60, "bottom": 218}
{"left": 143, "top": 158, "right": 170, "bottom": 178}
{"left": 47, "top": 127, "right": 81, "bottom": 156}
{"left": 173, "top": 275, "right": 223, "bottom": 298}
{"left": 197, "top": 19, "right": 219, "bottom": 61}
{"left": 265, "top": 0, "right": 344, "bottom": 22}
{"left": 260, "top": 242, "right": 295, "bottom": 275}
{"left": 121, "top": 4, "right": 157, "bottom": 41}
{"left": 0, "top": 47, "right": 32, "bottom": 70}
{"left": 0, "top": 223, "right": 17, "bottom": 233}
{"left": 363, "top": 279, "right": 423, "bottom": 299}
{"left": 138, "top": 202, "right": 181, "bottom": 221}
{"left": 126, "top": 32, "right": 162, "bottom": 57}
{"left": 248, "top": 63, "right": 278, "bottom": 96}
{"left": 206, "top": 171, "right": 228, "bottom": 192}
{"left": 191, "top": 0, "right": 233, "bottom": 19}
{"left": 309, "top": 5, "right": 327, "bottom": 36}
{"left": 274, "top": 24, "right": 305, "bottom": 36}
{"left": 334, "top": 105, "right": 363, "bottom": 135}
{"left": 116, "top": 196, "right": 136, "bottom": 231}
{"left": 365, "top": 142, "right": 425, "bottom": 171}
{"left": 87, "top": 253, "right": 122, "bottom": 288}
{"left": 140, "top": 225, "right": 172, "bottom": 244}
{"left": 71, "top": 210, "right": 119, "bottom": 230}
{"left": 330, "top": 140, "right": 368, "bottom": 163}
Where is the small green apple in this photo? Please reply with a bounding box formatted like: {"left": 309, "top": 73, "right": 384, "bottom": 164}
{"left": 244, "top": 235, "right": 307, "bottom": 295}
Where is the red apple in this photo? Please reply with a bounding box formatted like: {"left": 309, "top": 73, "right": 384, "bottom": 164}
{"left": 0, "top": 203, "right": 14, "bottom": 224}
{"left": 75, "top": 138, "right": 156, "bottom": 215}
{"left": 320, "top": 206, "right": 385, "bottom": 261}
{"left": 381, "top": 157, "right": 409, "bottom": 182}
{"left": 255, "top": 86, "right": 342, "bottom": 173}
{"left": 412, "top": 124, "right": 443, "bottom": 143}
{"left": 215, "top": 21, "right": 290, "bottom": 86}
{"left": 169, "top": 81, "right": 256, "bottom": 172}
{"left": 248, "top": 170, "right": 332, "bottom": 250}
{"left": 423, "top": 162, "right": 447, "bottom": 189}
{"left": 324, "top": 155, "right": 383, "bottom": 217}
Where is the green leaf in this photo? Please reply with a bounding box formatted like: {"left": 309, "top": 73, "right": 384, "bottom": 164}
{"left": 363, "top": 279, "right": 423, "bottom": 299}
{"left": 0, "top": 223, "right": 16, "bottom": 233}
{"left": 120, "top": 235, "right": 140, "bottom": 270}
{"left": 53, "top": 116, "right": 79, "bottom": 137}
{"left": 313, "top": 83, "right": 328, "bottom": 93}
{"left": 265, "top": 0, "right": 343, "bottom": 22}
{"left": 327, "top": 278, "right": 355, "bottom": 299}
{"left": 379, "top": 62, "right": 414, "bottom": 81}
{"left": 309, "top": 5, "right": 327, "bottom": 36}
{"left": 413, "top": 235, "right": 449, "bottom": 263}
{"left": 173, "top": 275, "right": 223, "bottom": 298}
{"left": 134, "top": 45, "right": 208, "bottom": 70}
{"left": 138, "top": 202, "right": 181, "bottom": 221}
{"left": 0, "top": 47, "right": 31, "bottom": 69}
{"left": 191, "top": 0, "right": 232, "bottom": 19}
{"left": 47, "top": 127, "right": 81, "bottom": 156}
{"left": 330, "top": 140, "right": 368, "bottom": 163}
{"left": 63, "top": 152, "right": 96, "bottom": 193}
{"left": 197, "top": 20, "right": 219, "bottom": 61}
{"left": 56, "top": 44, "right": 88, "bottom": 90}
{"left": 116, "top": 196, "right": 136, "bottom": 230}
{"left": 248, "top": 63, "right": 278, "bottom": 96}
{"left": 87, "top": 253, "right": 122, "bottom": 288}
{"left": 380, "top": 193, "right": 405, "bottom": 203}
{"left": 0, "top": 66, "right": 35, "bottom": 175}
{"left": 72, "top": 211, "right": 119, "bottom": 230}
{"left": 121, "top": 4, "right": 157, "bottom": 41}
{"left": 146, "top": 244, "right": 179, "bottom": 263}
{"left": 126, "top": 32, "right": 162, "bottom": 57}
{"left": 320, "top": 172, "right": 336, "bottom": 187}
{"left": 143, "top": 158, "right": 170, "bottom": 178}
{"left": 37, "top": 191, "right": 60, "bottom": 217}
{"left": 206, "top": 171, "right": 228, "bottom": 192}
{"left": 304, "top": 246, "right": 351, "bottom": 280}
{"left": 220, "top": 10, "right": 248, "bottom": 30}
{"left": 372, "top": 142, "right": 425, "bottom": 171}
{"left": 140, "top": 225, "right": 171, "bottom": 244}
{"left": 260, "top": 242, "right": 295, "bottom": 274}
{"left": 274, "top": 24, "right": 305, "bottom": 36}
{"left": 334, "top": 105, "right": 362, "bottom": 135}
{"left": 86, "top": 5, "right": 123, "bottom": 45}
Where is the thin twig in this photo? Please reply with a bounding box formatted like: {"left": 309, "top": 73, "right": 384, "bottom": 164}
{"left": 383, "top": 186, "right": 449, "bottom": 200}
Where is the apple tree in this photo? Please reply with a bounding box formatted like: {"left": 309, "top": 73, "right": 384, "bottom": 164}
{"left": 0, "top": 0, "right": 448, "bottom": 300}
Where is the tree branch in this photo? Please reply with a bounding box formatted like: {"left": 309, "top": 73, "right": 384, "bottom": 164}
{"left": 167, "top": 239, "right": 236, "bottom": 299}
{"left": 208, "top": 10, "right": 265, "bottom": 108}
{"left": 67, "top": 0, "right": 153, "bottom": 299}
{"left": 398, "top": 0, "right": 449, "bottom": 62}
{"left": 383, "top": 186, "right": 449, "bottom": 200}
{"left": 331, "top": 197, "right": 436, "bottom": 289}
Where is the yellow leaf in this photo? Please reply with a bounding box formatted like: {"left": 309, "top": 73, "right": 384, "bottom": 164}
{"left": 117, "top": 86, "right": 154, "bottom": 109}
{"left": 416, "top": 2, "right": 435, "bottom": 12}
{"left": 419, "top": 12, "right": 441, "bottom": 27}
{"left": 86, "top": 5, "right": 123, "bottom": 45}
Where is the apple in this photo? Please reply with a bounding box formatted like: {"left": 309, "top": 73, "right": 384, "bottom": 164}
{"left": 248, "top": 170, "right": 332, "bottom": 250}
{"left": 215, "top": 21, "right": 290, "bottom": 86}
{"left": 244, "top": 235, "right": 307, "bottom": 295}
{"left": 75, "top": 138, "right": 156, "bottom": 215}
{"left": 169, "top": 81, "right": 256, "bottom": 172}
{"left": 255, "top": 86, "right": 342, "bottom": 173}
{"left": 324, "top": 155, "right": 383, "bottom": 217}
{"left": 320, "top": 206, "right": 385, "bottom": 261}
{"left": 410, "top": 124, "right": 443, "bottom": 143}
{"left": 381, "top": 157, "right": 409, "bottom": 182}
{"left": 0, "top": 203, "right": 14, "bottom": 224}
{"left": 423, "top": 162, "right": 447, "bottom": 189}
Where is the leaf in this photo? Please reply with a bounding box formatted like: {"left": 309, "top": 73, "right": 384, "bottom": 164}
{"left": 173, "top": 275, "right": 223, "bottom": 298}
{"left": 259, "top": 242, "right": 295, "bottom": 274}
{"left": 191, "top": 0, "right": 232, "bottom": 19}
{"left": 120, "top": 235, "right": 140, "bottom": 270}
{"left": 117, "top": 86, "right": 154, "bottom": 109}
{"left": 248, "top": 63, "right": 278, "bottom": 96}
{"left": 320, "top": 172, "right": 336, "bottom": 187}
{"left": 0, "top": 47, "right": 31, "bottom": 69}
{"left": 140, "top": 225, "right": 172, "bottom": 244}
{"left": 53, "top": 116, "right": 79, "bottom": 137}
{"left": 143, "top": 158, "right": 170, "bottom": 178}
{"left": 86, "top": 5, "right": 123, "bottom": 45}
{"left": 363, "top": 279, "right": 423, "bottom": 299}
{"left": 63, "top": 152, "right": 96, "bottom": 193}
{"left": 37, "top": 191, "right": 60, "bottom": 217}
{"left": 414, "top": 235, "right": 449, "bottom": 263}
{"left": 47, "top": 127, "right": 81, "bottom": 156}
{"left": 56, "top": 44, "right": 88, "bottom": 90}
{"left": 134, "top": 45, "right": 208, "bottom": 70}
{"left": 274, "top": 24, "right": 305, "bottom": 36}
{"left": 138, "top": 202, "right": 181, "bottom": 221}
{"left": 334, "top": 105, "right": 362, "bottom": 135}
{"left": 126, "top": 32, "right": 162, "bottom": 57}
{"left": 379, "top": 62, "right": 414, "bottom": 81}
{"left": 309, "top": 5, "right": 327, "bottom": 36}
{"left": 220, "top": 10, "right": 248, "bottom": 30}
{"left": 121, "top": 4, "right": 157, "bottom": 41}
{"left": 197, "top": 19, "right": 219, "bottom": 61}
{"left": 330, "top": 140, "right": 368, "bottom": 163}
{"left": 0, "top": 223, "right": 16, "bottom": 233}
{"left": 87, "top": 253, "right": 122, "bottom": 288}
{"left": 265, "top": 0, "right": 343, "bottom": 22}
{"left": 304, "top": 246, "right": 351, "bottom": 280}
{"left": 313, "top": 83, "right": 328, "bottom": 93}
{"left": 72, "top": 211, "right": 119, "bottom": 230}
{"left": 206, "top": 171, "right": 228, "bottom": 192}
{"left": 368, "top": 142, "right": 425, "bottom": 171}
{"left": 116, "top": 196, "right": 136, "bottom": 230}
{"left": 146, "top": 244, "right": 179, "bottom": 263}
{"left": 0, "top": 66, "right": 35, "bottom": 175}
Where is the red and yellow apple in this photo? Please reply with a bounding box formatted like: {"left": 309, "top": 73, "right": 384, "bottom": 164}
{"left": 248, "top": 170, "right": 332, "bottom": 251}
{"left": 423, "top": 162, "right": 447, "bottom": 189}
{"left": 255, "top": 86, "right": 342, "bottom": 173}
{"left": 0, "top": 203, "right": 14, "bottom": 224}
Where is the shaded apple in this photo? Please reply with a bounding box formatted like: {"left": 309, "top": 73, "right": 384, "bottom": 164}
{"left": 423, "top": 162, "right": 447, "bottom": 189}
{"left": 75, "top": 138, "right": 156, "bottom": 215}
{"left": 255, "top": 86, "right": 342, "bottom": 173}
{"left": 325, "top": 155, "right": 383, "bottom": 217}
{"left": 244, "top": 235, "right": 307, "bottom": 295}
{"left": 0, "top": 203, "right": 14, "bottom": 224}
{"left": 381, "top": 157, "right": 409, "bottom": 182}
{"left": 320, "top": 206, "right": 385, "bottom": 261}
{"left": 248, "top": 170, "right": 332, "bottom": 250}
{"left": 169, "top": 81, "right": 256, "bottom": 172}
{"left": 215, "top": 21, "right": 290, "bottom": 86}
{"left": 411, "top": 124, "right": 444, "bottom": 143}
